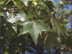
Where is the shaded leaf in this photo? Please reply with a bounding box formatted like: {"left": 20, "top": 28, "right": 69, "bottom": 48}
{"left": 45, "top": 32, "right": 59, "bottom": 54}
{"left": 26, "top": 3, "right": 35, "bottom": 20}
{"left": 43, "top": 1, "right": 54, "bottom": 12}
{"left": 38, "top": 31, "right": 42, "bottom": 46}
{"left": 54, "top": 18, "right": 67, "bottom": 38}
{"left": 3, "top": 23, "right": 17, "bottom": 41}
{"left": 0, "top": 49, "right": 4, "bottom": 54}
{"left": 58, "top": 14, "right": 69, "bottom": 23}
{"left": 12, "top": 0, "right": 23, "bottom": 9}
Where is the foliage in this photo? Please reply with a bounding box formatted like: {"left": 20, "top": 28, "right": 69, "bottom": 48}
{"left": 0, "top": 0, "right": 71, "bottom": 54}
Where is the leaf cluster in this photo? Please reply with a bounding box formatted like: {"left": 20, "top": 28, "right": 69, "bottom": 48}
{"left": 0, "top": 0, "right": 70, "bottom": 54}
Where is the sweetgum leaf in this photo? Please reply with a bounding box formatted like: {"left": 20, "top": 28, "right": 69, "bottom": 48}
{"left": 17, "top": 19, "right": 51, "bottom": 45}
{"left": 6, "top": 10, "right": 35, "bottom": 32}
{"left": 43, "top": 1, "right": 54, "bottom": 12}
{"left": 54, "top": 18, "right": 67, "bottom": 38}
{"left": 6, "top": 11, "right": 26, "bottom": 32}
{"left": 45, "top": 32, "right": 59, "bottom": 54}
{"left": 38, "top": 1, "right": 54, "bottom": 12}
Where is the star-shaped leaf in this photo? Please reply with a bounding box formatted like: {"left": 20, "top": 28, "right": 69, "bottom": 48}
{"left": 17, "top": 19, "right": 51, "bottom": 45}
{"left": 45, "top": 32, "right": 59, "bottom": 54}
{"left": 6, "top": 10, "right": 35, "bottom": 32}
{"left": 54, "top": 18, "right": 67, "bottom": 38}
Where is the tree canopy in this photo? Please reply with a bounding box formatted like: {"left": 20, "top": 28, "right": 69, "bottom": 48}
{"left": 0, "top": 0, "right": 72, "bottom": 54}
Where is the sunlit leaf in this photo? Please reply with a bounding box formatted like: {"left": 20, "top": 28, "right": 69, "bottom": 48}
{"left": 0, "top": 0, "right": 6, "bottom": 4}
{"left": 0, "top": 12, "right": 5, "bottom": 17}
{"left": 17, "top": 19, "right": 51, "bottom": 45}
{"left": 5, "top": 52, "right": 9, "bottom": 54}
{"left": 21, "top": 0, "right": 28, "bottom": 6}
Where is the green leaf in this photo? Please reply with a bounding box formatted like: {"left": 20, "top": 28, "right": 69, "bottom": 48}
{"left": 41, "top": 8, "right": 48, "bottom": 15}
{"left": 0, "top": 0, "right": 6, "bottom": 4}
{"left": 3, "top": 23, "right": 17, "bottom": 40}
{"left": 6, "top": 13, "right": 18, "bottom": 32}
{"left": 0, "top": 12, "right": 5, "bottom": 17}
{"left": 54, "top": 18, "right": 67, "bottom": 38}
{"left": 43, "top": 1, "right": 54, "bottom": 12}
{"left": 45, "top": 32, "right": 59, "bottom": 54}
{"left": 0, "top": 49, "right": 4, "bottom": 54}
{"left": 21, "top": 0, "right": 28, "bottom": 6}
{"left": 38, "top": 31, "right": 42, "bottom": 46}
{"left": 37, "top": 1, "right": 54, "bottom": 12}
{"left": 6, "top": 10, "right": 35, "bottom": 22}
{"left": 18, "top": 10, "right": 35, "bottom": 20}
{"left": 16, "top": 11, "right": 26, "bottom": 21}
{"left": 38, "top": 1, "right": 44, "bottom": 5}
{"left": 7, "top": 11, "right": 27, "bottom": 22}
{"left": 11, "top": 23, "right": 17, "bottom": 32}
{"left": 5, "top": 0, "right": 11, "bottom": 5}
{"left": 17, "top": 19, "right": 51, "bottom": 45}
{"left": 35, "top": 15, "right": 50, "bottom": 20}
{"left": 5, "top": 52, "right": 9, "bottom": 54}
{"left": 26, "top": 3, "right": 35, "bottom": 20}
{"left": 7, "top": 14, "right": 19, "bottom": 23}
{"left": 6, "top": 11, "right": 27, "bottom": 32}
{"left": 38, "top": 35, "right": 41, "bottom": 46}
{"left": 6, "top": 10, "right": 34, "bottom": 32}
{"left": 19, "top": 10, "right": 35, "bottom": 20}
{"left": 12, "top": 0, "right": 23, "bottom": 9}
